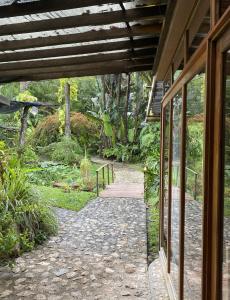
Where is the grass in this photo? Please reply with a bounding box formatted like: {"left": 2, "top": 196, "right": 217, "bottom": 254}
{"left": 34, "top": 185, "right": 95, "bottom": 211}
{"left": 27, "top": 159, "right": 112, "bottom": 212}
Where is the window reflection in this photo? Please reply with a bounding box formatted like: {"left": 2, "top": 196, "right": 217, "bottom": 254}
{"left": 223, "top": 49, "right": 230, "bottom": 300}
{"left": 171, "top": 92, "right": 182, "bottom": 296}
{"left": 184, "top": 73, "right": 205, "bottom": 299}
{"left": 163, "top": 104, "right": 170, "bottom": 254}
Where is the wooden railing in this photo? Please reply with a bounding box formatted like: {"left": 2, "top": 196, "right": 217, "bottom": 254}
{"left": 96, "top": 163, "right": 114, "bottom": 197}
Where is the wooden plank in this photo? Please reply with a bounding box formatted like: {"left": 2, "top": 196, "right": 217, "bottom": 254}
{"left": 0, "top": 38, "right": 155, "bottom": 62}
{"left": 0, "top": 0, "right": 166, "bottom": 18}
{"left": 0, "top": 58, "right": 154, "bottom": 78}
{"left": 0, "top": 64, "right": 153, "bottom": 83}
{"left": 0, "top": 48, "right": 155, "bottom": 72}
{"left": 0, "top": 24, "right": 160, "bottom": 52}
{"left": 0, "top": 6, "right": 166, "bottom": 36}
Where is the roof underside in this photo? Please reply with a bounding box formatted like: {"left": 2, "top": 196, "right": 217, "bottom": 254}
{"left": 0, "top": 0, "right": 168, "bottom": 83}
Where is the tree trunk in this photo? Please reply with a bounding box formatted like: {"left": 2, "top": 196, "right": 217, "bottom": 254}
{"left": 101, "top": 75, "right": 106, "bottom": 111}
{"left": 19, "top": 106, "right": 30, "bottom": 147}
{"left": 124, "top": 73, "right": 131, "bottom": 144}
{"left": 117, "top": 74, "right": 122, "bottom": 107}
{"left": 64, "top": 82, "right": 71, "bottom": 138}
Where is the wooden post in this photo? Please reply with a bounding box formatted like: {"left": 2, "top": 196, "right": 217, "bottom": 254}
{"left": 19, "top": 106, "right": 30, "bottom": 147}
{"left": 64, "top": 82, "right": 71, "bottom": 138}
{"left": 96, "top": 171, "right": 99, "bottom": 197}
{"left": 107, "top": 164, "right": 110, "bottom": 185}
{"left": 111, "top": 163, "right": 114, "bottom": 182}
{"left": 102, "top": 167, "right": 105, "bottom": 189}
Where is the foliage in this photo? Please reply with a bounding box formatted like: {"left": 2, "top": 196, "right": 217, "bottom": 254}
{"left": 32, "top": 112, "right": 99, "bottom": 149}
{"left": 70, "top": 112, "right": 99, "bottom": 149}
{"left": 146, "top": 192, "right": 160, "bottom": 262}
{"left": 18, "top": 145, "right": 38, "bottom": 164}
{"left": 80, "top": 155, "right": 94, "bottom": 191}
{"left": 140, "top": 123, "right": 161, "bottom": 261}
{"left": 39, "top": 137, "right": 83, "bottom": 165}
{"left": 0, "top": 155, "right": 57, "bottom": 260}
{"left": 140, "top": 123, "right": 161, "bottom": 197}
{"left": 16, "top": 90, "right": 37, "bottom": 102}
{"left": 32, "top": 113, "right": 61, "bottom": 146}
{"left": 103, "top": 143, "right": 139, "bottom": 162}
{"left": 27, "top": 162, "right": 81, "bottom": 186}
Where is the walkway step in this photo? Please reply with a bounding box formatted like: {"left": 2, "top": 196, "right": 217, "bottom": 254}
{"left": 100, "top": 183, "right": 144, "bottom": 198}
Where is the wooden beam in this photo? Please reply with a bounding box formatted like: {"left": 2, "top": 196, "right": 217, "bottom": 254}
{"left": 0, "top": 58, "right": 154, "bottom": 78}
{"left": 0, "top": 65, "right": 153, "bottom": 83}
{"left": 0, "top": 24, "right": 160, "bottom": 52}
{"left": 0, "top": 48, "right": 156, "bottom": 72}
{"left": 0, "top": 0, "right": 167, "bottom": 18}
{"left": 0, "top": 6, "right": 166, "bottom": 36}
{"left": 0, "top": 0, "right": 131, "bottom": 18}
{"left": 155, "top": 0, "right": 199, "bottom": 80}
{"left": 0, "top": 38, "right": 155, "bottom": 63}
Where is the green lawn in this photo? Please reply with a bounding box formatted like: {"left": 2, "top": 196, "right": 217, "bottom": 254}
{"left": 34, "top": 185, "right": 95, "bottom": 211}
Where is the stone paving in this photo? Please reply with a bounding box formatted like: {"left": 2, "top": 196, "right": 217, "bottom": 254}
{"left": 0, "top": 198, "right": 149, "bottom": 300}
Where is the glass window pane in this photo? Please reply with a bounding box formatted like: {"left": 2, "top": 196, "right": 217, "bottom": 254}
{"left": 171, "top": 91, "right": 182, "bottom": 296}
{"left": 223, "top": 49, "right": 230, "bottom": 300}
{"left": 184, "top": 73, "right": 205, "bottom": 299}
{"left": 163, "top": 104, "right": 170, "bottom": 254}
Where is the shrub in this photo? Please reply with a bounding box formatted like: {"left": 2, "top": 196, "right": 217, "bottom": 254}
{"left": 140, "top": 123, "right": 160, "bottom": 196}
{"left": 51, "top": 137, "right": 83, "bottom": 165}
{"left": 103, "top": 144, "right": 140, "bottom": 162}
{"left": 0, "top": 158, "right": 57, "bottom": 261}
{"left": 80, "top": 155, "right": 94, "bottom": 191}
{"left": 32, "top": 112, "right": 99, "bottom": 150}
{"left": 71, "top": 112, "right": 99, "bottom": 149}
{"left": 18, "top": 145, "right": 38, "bottom": 164}
{"left": 32, "top": 113, "right": 61, "bottom": 147}
{"left": 39, "top": 137, "right": 83, "bottom": 165}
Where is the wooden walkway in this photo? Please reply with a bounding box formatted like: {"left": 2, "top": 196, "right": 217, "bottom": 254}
{"left": 100, "top": 182, "right": 144, "bottom": 198}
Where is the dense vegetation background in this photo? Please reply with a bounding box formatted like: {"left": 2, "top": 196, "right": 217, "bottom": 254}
{"left": 0, "top": 72, "right": 163, "bottom": 262}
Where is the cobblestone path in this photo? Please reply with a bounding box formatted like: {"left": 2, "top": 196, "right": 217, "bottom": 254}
{"left": 0, "top": 179, "right": 149, "bottom": 299}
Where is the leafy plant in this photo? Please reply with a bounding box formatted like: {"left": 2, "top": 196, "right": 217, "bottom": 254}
{"left": 80, "top": 154, "right": 94, "bottom": 191}
{"left": 0, "top": 156, "right": 57, "bottom": 261}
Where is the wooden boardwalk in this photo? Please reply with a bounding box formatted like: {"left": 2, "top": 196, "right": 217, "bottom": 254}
{"left": 100, "top": 182, "right": 144, "bottom": 198}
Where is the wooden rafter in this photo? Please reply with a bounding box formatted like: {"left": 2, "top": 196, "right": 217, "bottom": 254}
{"left": 0, "top": 58, "right": 154, "bottom": 78}
{"left": 0, "top": 0, "right": 166, "bottom": 18}
{"left": 0, "top": 6, "right": 166, "bottom": 36}
{"left": 0, "top": 48, "right": 156, "bottom": 72}
{"left": 0, "top": 38, "right": 156, "bottom": 63}
{"left": 0, "top": 25, "right": 160, "bottom": 52}
{"left": 0, "top": 65, "right": 153, "bottom": 83}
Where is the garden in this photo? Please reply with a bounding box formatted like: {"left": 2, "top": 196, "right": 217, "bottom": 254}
{"left": 0, "top": 72, "right": 163, "bottom": 265}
